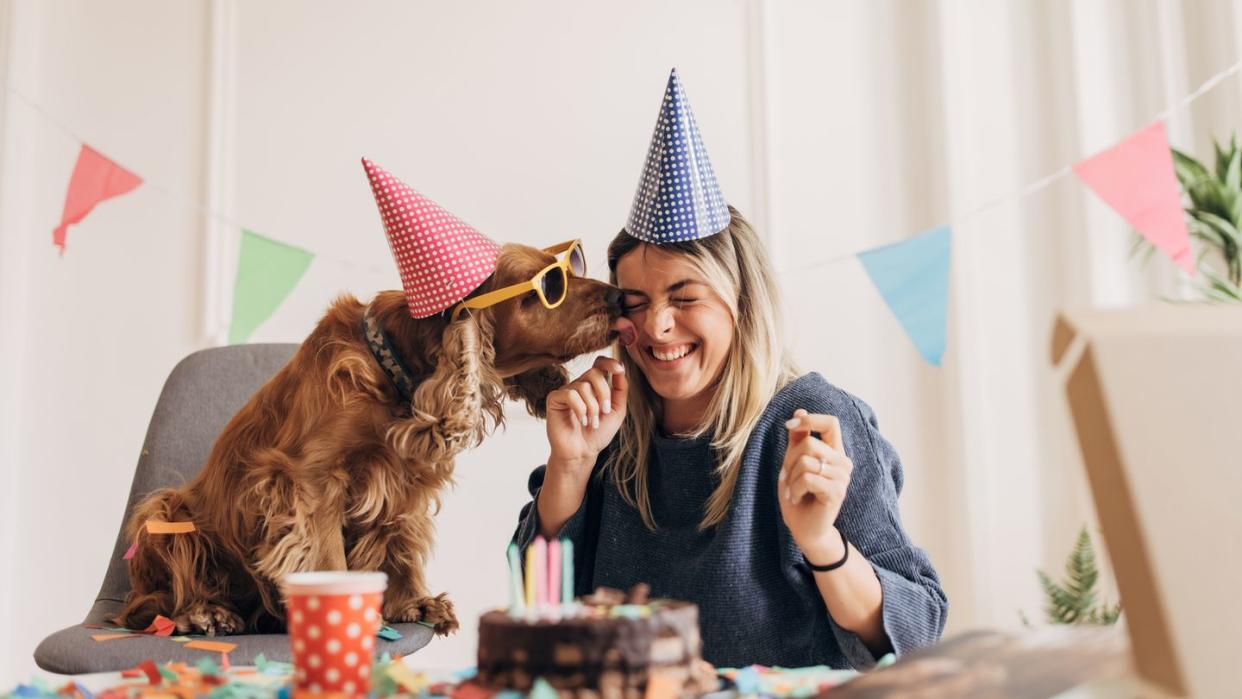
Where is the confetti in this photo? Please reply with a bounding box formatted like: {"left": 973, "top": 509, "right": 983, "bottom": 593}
{"left": 449, "top": 683, "right": 494, "bottom": 699}
{"left": 142, "top": 615, "right": 177, "bottom": 637}
{"left": 156, "top": 664, "right": 179, "bottom": 684}
{"left": 529, "top": 678, "right": 558, "bottom": 699}
{"left": 194, "top": 657, "right": 221, "bottom": 677}
{"left": 137, "top": 660, "right": 161, "bottom": 685}
{"left": 386, "top": 663, "right": 428, "bottom": 694}
{"left": 644, "top": 674, "right": 678, "bottom": 699}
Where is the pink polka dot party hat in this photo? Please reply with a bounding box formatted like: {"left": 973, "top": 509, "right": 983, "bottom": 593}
{"left": 362, "top": 157, "right": 501, "bottom": 318}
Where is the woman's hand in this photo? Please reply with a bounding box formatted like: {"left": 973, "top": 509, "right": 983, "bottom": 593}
{"left": 778, "top": 408, "right": 854, "bottom": 565}
{"left": 546, "top": 356, "right": 628, "bottom": 472}
{"left": 537, "top": 356, "right": 628, "bottom": 536}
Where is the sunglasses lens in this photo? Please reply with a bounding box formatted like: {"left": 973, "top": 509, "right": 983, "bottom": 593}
{"left": 541, "top": 267, "right": 567, "bottom": 305}
{"left": 569, "top": 245, "right": 586, "bottom": 276}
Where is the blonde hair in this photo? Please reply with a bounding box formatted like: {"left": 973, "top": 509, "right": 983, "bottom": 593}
{"left": 605, "top": 206, "right": 799, "bottom": 531}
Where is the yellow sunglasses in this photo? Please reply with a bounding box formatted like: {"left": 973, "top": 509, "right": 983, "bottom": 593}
{"left": 451, "top": 240, "right": 587, "bottom": 321}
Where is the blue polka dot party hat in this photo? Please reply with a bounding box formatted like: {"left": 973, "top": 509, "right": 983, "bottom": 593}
{"left": 625, "top": 68, "right": 730, "bottom": 244}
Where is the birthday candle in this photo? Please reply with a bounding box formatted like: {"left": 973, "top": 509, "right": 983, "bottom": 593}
{"left": 524, "top": 541, "right": 537, "bottom": 613}
{"left": 507, "top": 543, "right": 524, "bottom": 616}
{"left": 547, "top": 538, "right": 561, "bottom": 611}
{"left": 561, "top": 538, "right": 574, "bottom": 605}
{"left": 532, "top": 537, "right": 547, "bottom": 615}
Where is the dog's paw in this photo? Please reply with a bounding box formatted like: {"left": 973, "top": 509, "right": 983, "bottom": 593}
{"left": 384, "top": 592, "right": 458, "bottom": 636}
{"left": 175, "top": 603, "right": 244, "bottom": 636}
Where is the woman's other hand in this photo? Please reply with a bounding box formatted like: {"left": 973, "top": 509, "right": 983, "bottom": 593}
{"left": 778, "top": 408, "right": 854, "bottom": 564}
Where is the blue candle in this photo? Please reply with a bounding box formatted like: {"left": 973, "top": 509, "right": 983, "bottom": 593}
{"left": 561, "top": 538, "right": 574, "bottom": 605}
{"left": 507, "top": 543, "right": 524, "bottom": 616}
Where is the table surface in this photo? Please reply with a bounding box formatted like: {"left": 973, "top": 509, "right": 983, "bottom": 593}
{"left": 820, "top": 626, "right": 1176, "bottom": 699}
{"left": 22, "top": 626, "right": 1177, "bottom": 699}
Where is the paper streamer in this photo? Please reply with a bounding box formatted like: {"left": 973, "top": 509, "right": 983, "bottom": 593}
{"left": 145, "top": 520, "right": 196, "bottom": 535}
{"left": 52, "top": 144, "right": 142, "bottom": 254}
{"left": 184, "top": 640, "right": 237, "bottom": 653}
{"left": 1073, "top": 121, "right": 1195, "bottom": 275}
{"left": 227, "top": 230, "right": 314, "bottom": 344}
{"left": 91, "top": 633, "right": 138, "bottom": 642}
{"left": 858, "top": 225, "right": 953, "bottom": 367}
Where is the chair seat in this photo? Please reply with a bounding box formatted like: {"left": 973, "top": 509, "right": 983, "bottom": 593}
{"left": 35, "top": 606, "right": 434, "bottom": 674}
{"left": 32, "top": 345, "right": 439, "bottom": 675}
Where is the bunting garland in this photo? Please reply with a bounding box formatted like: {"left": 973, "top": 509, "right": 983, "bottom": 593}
{"left": 857, "top": 226, "right": 953, "bottom": 367}
{"left": 227, "top": 231, "right": 315, "bottom": 344}
{"left": 10, "top": 54, "right": 1238, "bottom": 359}
{"left": 1071, "top": 121, "right": 1195, "bottom": 275}
{"left": 52, "top": 144, "right": 142, "bottom": 254}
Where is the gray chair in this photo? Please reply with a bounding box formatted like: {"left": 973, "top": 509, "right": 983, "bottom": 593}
{"left": 35, "top": 344, "right": 434, "bottom": 673}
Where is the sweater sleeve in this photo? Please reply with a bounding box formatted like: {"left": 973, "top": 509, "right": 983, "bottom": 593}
{"left": 511, "top": 464, "right": 590, "bottom": 554}
{"left": 779, "top": 379, "right": 949, "bottom": 670}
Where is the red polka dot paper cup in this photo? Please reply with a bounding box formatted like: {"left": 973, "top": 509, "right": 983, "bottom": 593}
{"left": 284, "top": 571, "right": 387, "bottom": 697}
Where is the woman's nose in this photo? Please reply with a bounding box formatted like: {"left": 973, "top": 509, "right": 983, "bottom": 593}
{"left": 643, "top": 304, "right": 674, "bottom": 337}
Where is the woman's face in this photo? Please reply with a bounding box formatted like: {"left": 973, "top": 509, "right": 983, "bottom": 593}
{"left": 615, "top": 245, "right": 735, "bottom": 407}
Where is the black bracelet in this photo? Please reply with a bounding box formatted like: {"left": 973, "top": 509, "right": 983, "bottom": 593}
{"left": 806, "top": 529, "right": 850, "bottom": 572}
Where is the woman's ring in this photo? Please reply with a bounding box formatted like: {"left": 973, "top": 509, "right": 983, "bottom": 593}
{"left": 818, "top": 459, "right": 827, "bottom": 475}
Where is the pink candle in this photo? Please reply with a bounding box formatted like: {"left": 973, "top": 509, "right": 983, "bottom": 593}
{"left": 547, "top": 538, "right": 561, "bottom": 610}
{"left": 532, "top": 537, "right": 547, "bottom": 614}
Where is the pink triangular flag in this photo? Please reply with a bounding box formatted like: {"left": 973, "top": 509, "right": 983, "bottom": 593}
{"left": 52, "top": 144, "right": 143, "bottom": 255}
{"left": 1072, "top": 121, "right": 1194, "bottom": 276}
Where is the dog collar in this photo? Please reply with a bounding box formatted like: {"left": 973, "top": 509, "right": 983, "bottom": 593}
{"left": 362, "top": 304, "right": 417, "bottom": 403}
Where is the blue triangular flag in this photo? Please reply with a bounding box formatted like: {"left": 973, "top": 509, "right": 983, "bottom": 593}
{"left": 625, "top": 68, "right": 730, "bottom": 243}
{"left": 857, "top": 226, "right": 952, "bottom": 366}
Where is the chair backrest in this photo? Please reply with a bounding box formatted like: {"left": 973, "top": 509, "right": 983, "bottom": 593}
{"left": 87, "top": 344, "right": 298, "bottom": 624}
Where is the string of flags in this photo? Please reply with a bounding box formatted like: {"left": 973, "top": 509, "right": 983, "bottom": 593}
{"left": 16, "top": 54, "right": 1230, "bottom": 361}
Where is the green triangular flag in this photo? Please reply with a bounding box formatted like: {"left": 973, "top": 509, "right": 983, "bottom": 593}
{"left": 228, "top": 230, "right": 314, "bottom": 344}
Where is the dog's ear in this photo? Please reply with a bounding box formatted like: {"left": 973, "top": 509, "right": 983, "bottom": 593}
{"left": 392, "top": 312, "right": 504, "bottom": 467}
{"left": 506, "top": 365, "right": 570, "bottom": 419}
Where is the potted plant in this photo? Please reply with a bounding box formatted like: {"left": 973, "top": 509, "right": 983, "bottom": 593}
{"left": 1025, "top": 526, "right": 1122, "bottom": 626}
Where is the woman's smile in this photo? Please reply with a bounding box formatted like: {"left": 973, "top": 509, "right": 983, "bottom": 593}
{"left": 646, "top": 342, "right": 699, "bottom": 366}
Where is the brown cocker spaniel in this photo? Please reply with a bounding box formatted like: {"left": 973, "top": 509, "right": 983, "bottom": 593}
{"left": 115, "top": 243, "right": 622, "bottom": 636}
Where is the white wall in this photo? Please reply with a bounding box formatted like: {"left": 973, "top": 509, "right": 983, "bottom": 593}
{"left": 0, "top": 0, "right": 212, "bottom": 683}
{"left": 3, "top": 0, "right": 1241, "bottom": 684}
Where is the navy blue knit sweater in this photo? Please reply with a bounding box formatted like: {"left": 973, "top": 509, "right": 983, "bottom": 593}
{"left": 512, "top": 373, "right": 948, "bottom": 670}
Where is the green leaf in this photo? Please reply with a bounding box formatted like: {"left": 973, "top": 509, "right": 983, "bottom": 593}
{"left": 1226, "top": 145, "right": 1241, "bottom": 193}
{"left": 1172, "top": 148, "right": 1211, "bottom": 193}
{"left": 1202, "top": 266, "right": 1242, "bottom": 301}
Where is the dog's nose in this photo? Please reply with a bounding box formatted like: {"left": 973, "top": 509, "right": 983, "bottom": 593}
{"left": 605, "top": 287, "right": 623, "bottom": 308}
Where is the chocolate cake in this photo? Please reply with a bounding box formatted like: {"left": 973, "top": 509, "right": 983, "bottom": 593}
{"left": 476, "top": 585, "right": 718, "bottom": 699}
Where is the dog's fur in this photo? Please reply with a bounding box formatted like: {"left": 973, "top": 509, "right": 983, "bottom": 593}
{"left": 115, "top": 243, "right": 621, "bottom": 636}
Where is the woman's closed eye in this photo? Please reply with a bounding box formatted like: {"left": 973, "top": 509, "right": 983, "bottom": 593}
{"left": 621, "top": 295, "right": 648, "bottom": 314}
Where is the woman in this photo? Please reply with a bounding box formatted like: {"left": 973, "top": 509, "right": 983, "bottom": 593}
{"left": 512, "top": 69, "right": 947, "bottom": 670}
